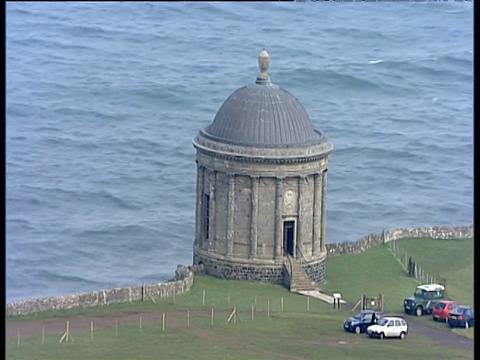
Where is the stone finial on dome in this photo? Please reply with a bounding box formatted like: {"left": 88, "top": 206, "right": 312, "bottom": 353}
{"left": 256, "top": 49, "right": 271, "bottom": 85}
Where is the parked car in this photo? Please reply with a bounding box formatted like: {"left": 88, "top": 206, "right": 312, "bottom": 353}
{"left": 432, "top": 300, "right": 458, "bottom": 322}
{"left": 343, "top": 310, "right": 382, "bottom": 334}
{"left": 447, "top": 306, "right": 474, "bottom": 329}
{"left": 367, "top": 316, "right": 408, "bottom": 339}
{"left": 404, "top": 284, "right": 446, "bottom": 316}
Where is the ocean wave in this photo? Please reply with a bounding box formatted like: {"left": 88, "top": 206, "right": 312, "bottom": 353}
{"left": 278, "top": 67, "right": 388, "bottom": 94}
{"left": 438, "top": 54, "right": 473, "bottom": 70}
{"left": 96, "top": 189, "right": 143, "bottom": 210}
{"left": 328, "top": 26, "right": 392, "bottom": 43}
{"left": 377, "top": 59, "right": 472, "bottom": 82}
{"left": 37, "top": 270, "right": 107, "bottom": 289}
{"left": 5, "top": 218, "right": 35, "bottom": 233}
{"left": 9, "top": 184, "right": 144, "bottom": 211}
{"left": 77, "top": 223, "right": 161, "bottom": 239}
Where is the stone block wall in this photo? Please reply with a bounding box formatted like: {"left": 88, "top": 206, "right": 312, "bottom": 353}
{"left": 6, "top": 265, "right": 197, "bottom": 317}
{"left": 195, "top": 251, "right": 286, "bottom": 285}
{"left": 302, "top": 257, "right": 326, "bottom": 284}
{"left": 325, "top": 224, "right": 473, "bottom": 257}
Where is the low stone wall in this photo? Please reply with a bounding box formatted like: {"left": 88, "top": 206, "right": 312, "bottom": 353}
{"left": 6, "top": 265, "right": 199, "bottom": 317}
{"left": 325, "top": 224, "right": 473, "bottom": 257}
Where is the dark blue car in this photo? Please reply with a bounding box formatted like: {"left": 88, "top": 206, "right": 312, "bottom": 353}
{"left": 343, "top": 310, "right": 382, "bottom": 334}
{"left": 447, "top": 306, "right": 474, "bottom": 329}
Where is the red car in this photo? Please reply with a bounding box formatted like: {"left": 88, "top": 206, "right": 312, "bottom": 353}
{"left": 432, "top": 300, "right": 458, "bottom": 322}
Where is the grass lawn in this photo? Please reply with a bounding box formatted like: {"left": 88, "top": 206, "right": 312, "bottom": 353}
{"left": 389, "top": 237, "right": 473, "bottom": 306}
{"left": 321, "top": 245, "right": 419, "bottom": 313}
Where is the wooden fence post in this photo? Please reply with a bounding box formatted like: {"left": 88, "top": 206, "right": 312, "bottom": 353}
{"left": 59, "top": 320, "right": 73, "bottom": 343}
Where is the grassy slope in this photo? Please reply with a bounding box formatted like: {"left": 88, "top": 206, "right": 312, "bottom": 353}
{"left": 321, "top": 245, "right": 419, "bottom": 313}
{"left": 6, "top": 239, "right": 474, "bottom": 360}
{"left": 391, "top": 237, "right": 474, "bottom": 306}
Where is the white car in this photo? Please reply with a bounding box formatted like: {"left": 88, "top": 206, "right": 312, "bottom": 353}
{"left": 366, "top": 316, "right": 408, "bottom": 339}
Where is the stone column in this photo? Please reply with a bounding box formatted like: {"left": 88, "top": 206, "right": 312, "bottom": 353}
{"left": 195, "top": 162, "right": 204, "bottom": 249}
{"left": 226, "top": 173, "right": 235, "bottom": 257}
{"left": 250, "top": 176, "right": 259, "bottom": 259}
{"left": 312, "top": 173, "right": 322, "bottom": 255}
{"left": 208, "top": 170, "right": 217, "bottom": 252}
{"left": 320, "top": 169, "right": 328, "bottom": 252}
{"left": 297, "top": 176, "right": 306, "bottom": 259}
{"left": 275, "top": 177, "right": 284, "bottom": 259}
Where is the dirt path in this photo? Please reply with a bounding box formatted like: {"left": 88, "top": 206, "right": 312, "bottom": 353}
{"left": 399, "top": 316, "right": 473, "bottom": 351}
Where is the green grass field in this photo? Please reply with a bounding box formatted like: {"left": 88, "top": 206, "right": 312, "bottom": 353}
{"left": 6, "top": 238, "right": 474, "bottom": 360}
{"left": 390, "top": 237, "right": 473, "bottom": 306}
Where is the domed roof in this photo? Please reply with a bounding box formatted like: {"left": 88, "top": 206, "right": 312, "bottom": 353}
{"left": 199, "top": 50, "right": 327, "bottom": 149}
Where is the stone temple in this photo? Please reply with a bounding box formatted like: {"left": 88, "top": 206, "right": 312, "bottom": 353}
{"left": 192, "top": 50, "right": 333, "bottom": 291}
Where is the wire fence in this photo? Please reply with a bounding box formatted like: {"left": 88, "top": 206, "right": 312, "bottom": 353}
{"left": 386, "top": 239, "right": 446, "bottom": 286}
{"left": 6, "top": 293, "right": 337, "bottom": 349}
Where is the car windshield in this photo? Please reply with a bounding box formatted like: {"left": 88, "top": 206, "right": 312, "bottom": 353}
{"left": 414, "top": 289, "right": 426, "bottom": 297}
{"left": 353, "top": 313, "right": 367, "bottom": 320}
{"left": 377, "top": 318, "right": 389, "bottom": 326}
{"left": 435, "top": 303, "right": 446, "bottom": 309}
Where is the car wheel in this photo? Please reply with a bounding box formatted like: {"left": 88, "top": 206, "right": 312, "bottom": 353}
{"left": 399, "top": 331, "right": 406, "bottom": 340}
{"left": 355, "top": 326, "right": 361, "bottom": 334}
{"left": 465, "top": 321, "right": 469, "bottom": 329}
{"left": 416, "top": 307, "right": 423, "bottom": 317}
{"left": 379, "top": 332, "right": 385, "bottom": 340}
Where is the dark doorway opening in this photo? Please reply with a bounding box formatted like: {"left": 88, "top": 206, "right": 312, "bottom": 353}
{"left": 283, "top": 220, "right": 295, "bottom": 256}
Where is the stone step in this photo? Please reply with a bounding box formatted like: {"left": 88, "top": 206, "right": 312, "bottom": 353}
{"left": 291, "top": 284, "right": 316, "bottom": 292}
{"left": 286, "top": 255, "right": 317, "bottom": 292}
